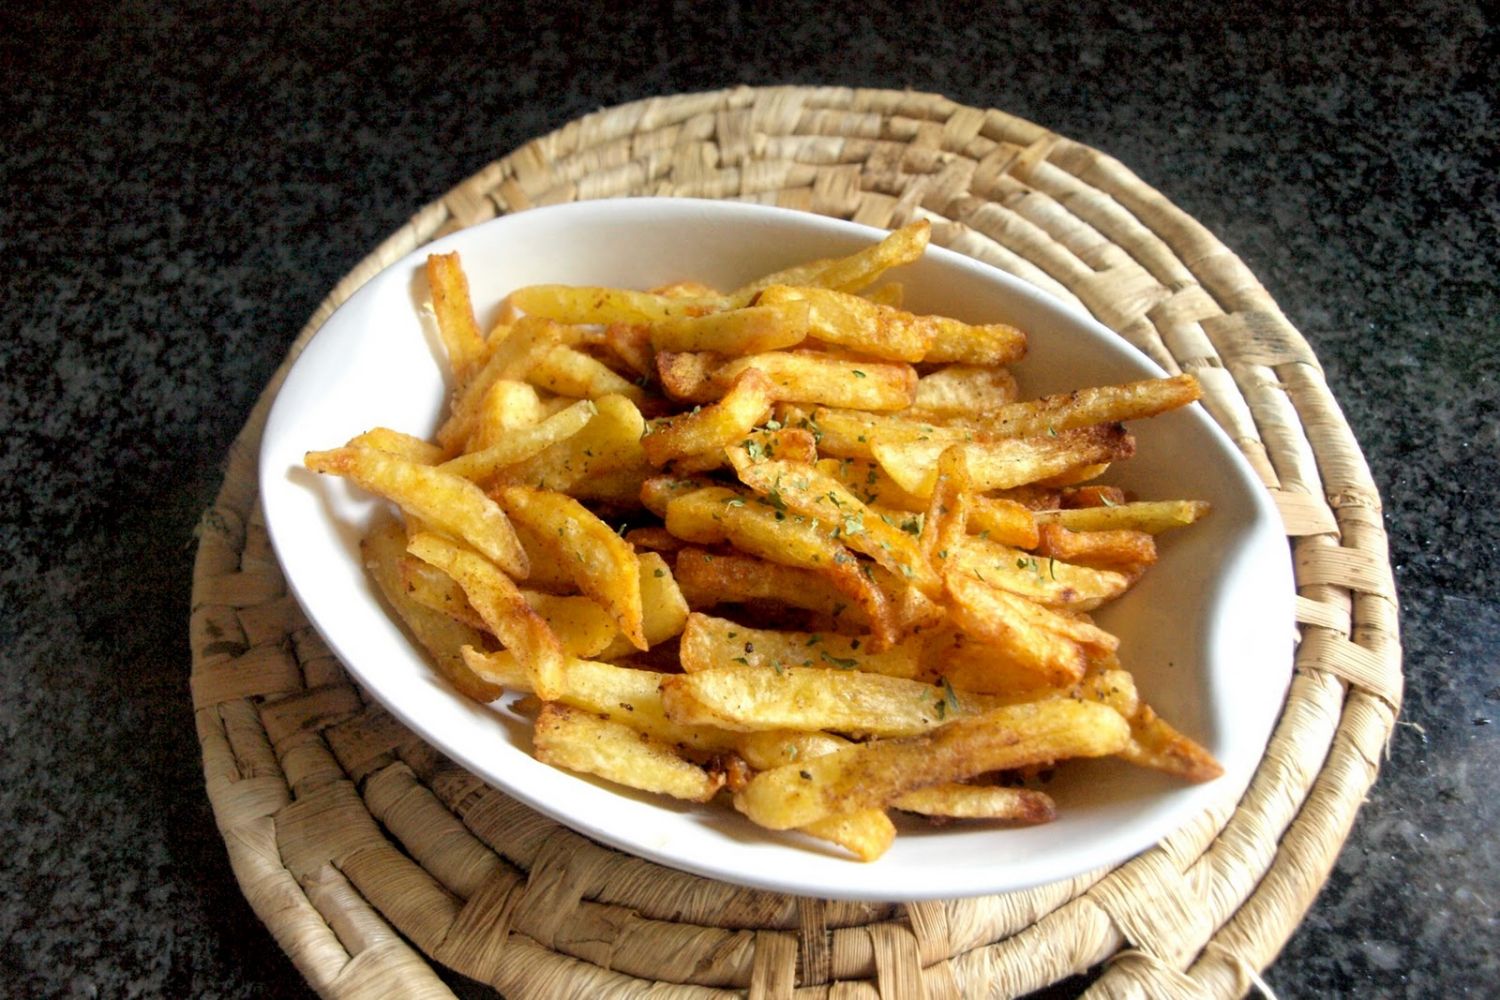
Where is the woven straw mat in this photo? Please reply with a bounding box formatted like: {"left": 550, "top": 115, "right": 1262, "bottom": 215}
{"left": 190, "top": 86, "right": 1401, "bottom": 999}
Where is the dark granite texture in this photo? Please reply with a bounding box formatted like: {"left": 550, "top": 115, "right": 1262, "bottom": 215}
{"left": 2, "top": 0, "right": 1495, "bottom": 996}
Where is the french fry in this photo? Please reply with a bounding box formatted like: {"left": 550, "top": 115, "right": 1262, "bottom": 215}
{"left": 813, "top": 457, "right": 928, "bottom": 512}
{"left": 801, "top": 810, "right": 896, "bottom": 861}
{"left": 399, "top": 549, "right": 486, "bottom": 631}
{"left": 426, "top": 252, "right": 488, "bottom": 387}
{"left": 650, "top": 299, "right": 810, "bottom": 355}
{"left": 407, "top": 532, "right": 565, "bottom": 699}
{"left": 1121, "top": 702, "right": 1225, "bottom": 782}
{"left": 985, "top": 374, "right": 1201, "bottom": 439}
{"left": 734, "top": 700, "right": 1131, "bottom": 830}
{"left": 1033, "top": 499, "right": 1211, "bottom": 535}
{"left": 658, "top": 350, "right": 917, "bottom": 411}
{"left": 725, "top": 451, "right": 941, "bottom": 598}
{"left": 435, "top": 316, "right": 567, "bottom": 452}
{"left": 511, "top": 284, "right": 724, "bottom": 324}
{"left": 533, "top": 703, "right": 725, "bottom": 802}
{"left": 919, "top": 446, "right": 972, "bottom": 576}
{"left": 438, "top": 398, "right": 597, "bottom": 482}
{"left": 641, "top": 368, "right": 775, "bottom": 467}
{"left": 911, "top": 364, "right": 1019, "bottom": 418}
{"left": 726, "top": 220, "right": 931, "bottom": 306}
{"left": 891, "top": 784, "right": 1056, "bottom": 823}
{"left": 756, "top": 285, "right": 934, "bottom": 361}
{"left": 872, "top": 425, "right": 1136, "bottom": 499}
{"left": 361, "top": 519, "right": 501, "bottom": 702}
{"left": 661, "top": 663, "right": 990, "bottom": 738}
{"left": 305, "top": 445, "right": 529, "bottom": 578}
{"left": 522, "top": 590, "right": 619, "bottom": 658}
{"left": 463, "top": 648, "right": 738, "bottom": 751}
{"left": 679, "top": 613, "right": 925, "bottom": 680}
{"left": 467, "top": 380, "right": 546, "bottom": 451}
{"left": 967, "top": 496, "right": 1040, "bottom": 550}
{"left": 671, "top": 426, "right": 818, "bottom": 474}
{"left": 1035, "top": 523, "right": 1159, "bottom": 574}
{"left": 595, "top": 552, "right": 689, "bottom": 659}
{"left": 941, "top": 572, "right": 1111, "bottom": 687}
{"left": 924, "top": 316, "right": 1028, "bottom": 366}
{"left": 497, "top": 393, "right": 648, "bottom": 493}
{"left": 949, "top": 535, "right": 1131, "bottom": 611}
{"left": 671, "top": 548, "right": 869, "bottom": 629}
{"left": 493, "top": 486, "right": 646, "bottom": 649}
{"left": 348, "top": 426, "right": 445, "bottom": 464}
{"left": 528, "top": 343, "right": 648, "bottom": 405}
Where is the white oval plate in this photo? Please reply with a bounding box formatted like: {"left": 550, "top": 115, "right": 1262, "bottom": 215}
{"left": 260, "top": 197, "right": 1294, "bottom": 902}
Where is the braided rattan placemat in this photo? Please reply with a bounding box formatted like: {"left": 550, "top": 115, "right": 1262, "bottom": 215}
{"left": 190, "top": 86, "right": 1401, "bottom": 998}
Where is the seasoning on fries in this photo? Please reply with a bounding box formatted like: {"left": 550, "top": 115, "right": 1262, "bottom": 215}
{"left": 307, "top": 218, "right": 1223, "bottom": 861}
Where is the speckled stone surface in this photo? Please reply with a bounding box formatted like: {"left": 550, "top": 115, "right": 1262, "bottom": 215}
{"left": 2, "top": 1, "right": 1495, "bottom": 996}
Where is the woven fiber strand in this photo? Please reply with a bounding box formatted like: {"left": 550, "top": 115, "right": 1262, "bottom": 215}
{"left": 190, "top": 86, "right": 1401, "bottom": 999}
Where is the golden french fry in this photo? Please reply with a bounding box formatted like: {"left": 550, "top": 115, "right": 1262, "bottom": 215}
{"left": 1121, "top": 702, "right": 1225, "bottom": 782}
{"left": 986, "top": 374, "right": 1201, "bottom": 439}
{"left": 949, "top": 535, "right": 1130, "bottom": 611}
{"left": 800, "top": 809, "right": 896, "bottom": 861}
{"left": 641, "top": 368, "right": 776, "bottom": 467}
{"left": 305, "top": 445, "right": 528, "bottom": 578}
{"left": 435, "top": 316, "right": 567, "bottom": 452}
{"left": 512, "top": 284, "right": 725, "bottom": 324}
{"left": 399, "top": 550, "right": 486, "bottom": 631}
{"left": 726, "top": 451, "right": 941, "bottom": 597}
{"left": 919, "top": 446, "right": 972, "bottom": 576}
{"left": 671, "top": 549, "right": 869, "bottom": 629}
{"left": 941, "top": 572, "right": 1112, "bottom": 687}
{"left": 1035, "top": 523, "right": 1159, "bottom": 574}
{"left": 361, "top": 518, "right": 501, "bottom": 702}
{"left": 528, "top": 343, "right": 648, "bottom": 405}
{"left": 467, "top": 380, "right": 545, "bottom": 451}
{"left": 492, "top": 486, "right": 646, "bottom": 649}
{"left": 650, "top": 299, "right": 811, "bottom": 355}
{"left": 726, "top": 220, "right": 931, "bottom": 307}
{"left": 813, "top": 457, "right": 928, "bottom": 512}
{"left": 463, "top": 648, "right": 738, "bottom": 751}
{"left": 756, "top": 285, "right": 934, "bottom": 361}
{"left": 522, "top": 590, "right": 619, "bottom": 657}
{"left": 658, "top": 350, "right": 917, "bottom": 411}
{"left": 595, "top": 552, "right": 689, "bottom": 659}
{"left": 735, "top": 700, "right": 1130, "bottom": 830}
{"left": 426, "top": 252, "right": 488, "bottom": 387}
{"left": 892, "top": 784, "right": 1056, "bottom": 823}
{"left": 872, "top": 425, "right": 1136, "bottom": 499}
{"left": 671, "top": 426, "right": 818, "bottom": 474}
{"left": 679, "top": 613, "right": 925, "bottom": 680}
{"left": 497, "top": 393, "right": 648, "bottom": 493}
{"left": 533, "top": 703, "right": 725, "bottom": 802}
{"left": 348, "top": 426, "right": 445, "bottom": 464}
{"left": 661, "top": 664, "right": 989, "bottom": 738}
{"left": 967, "top": 496, "right": 1040, "bottom": 549}
{"left": 924, "top": 315, "right": 1028, "bottom": 366}
{"left": 911, "top": 364, "right": 1020, "bottom": 417}
{"left": 406, "top": 532, "right": 565, "bottom": 699}
{"left": 438, "top": 399, "right": 597, "bottom": 482}
{"left": 1034, "top": 499, "right": 1211, "bottom": 535}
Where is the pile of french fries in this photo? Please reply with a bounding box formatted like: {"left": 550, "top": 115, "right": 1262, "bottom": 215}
{"left": 306, "top": 220, "right": 1223, "bottom": 862}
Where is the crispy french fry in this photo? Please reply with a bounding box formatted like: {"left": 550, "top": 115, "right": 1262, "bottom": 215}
{"left": 658, "top": 351, "right": 917, "bottom": 411}
{"left": 1033, "top": 499, "right": 1211, "bottom": 535}
{"left": 911, "top": 364, "right": 1019, "bottom": 417}
{"left": 651, "top": 299, "right": 811, "bottom": 355}
{"left": 528, "top": 343, "right": 648, "bottom": 405}
{"left": 463, "top": 648, "right": 738, "bottom": 751}
{"left": 671, "top": 549, "right": 869, "bottom": 629}
{"left": 892, "top": 784, "right": 1056, "bottom": 823}
{"left": 679, "top": 613, "right": 925, "bottom": 679}
{"left": 642, "top": 368, "right": 775, "bottom": 467}
{"left": 511, "top": 284, "right": 724, "bottom": 324}
{"left": 595, "top": 552, "right": 689, "bottom": 659}
{"left": 305, "top": 445, "right": 529, "bottom": 578}
{"left": 725, "top": 220, "right": 931, "bottom": 307}
{"left": 467, "top": 380, "right": 546, "bottom": 451}
{"left": 919, "top": 446, "right": 972, "bottom": 576}
{"left": 949, "top": 535, "right": 1131, "bottom": 611}
{"left": 984, "top": 374, "right": 1201, "bottom": 439}
{"left": 800, "top": 809, "right": 896, "bottom": 861}
{"left": 533, "top": 703, "right": 725, "bottom": 802}
{"left": 734, "top": 700, "right": 1130, "bottom": 830}
{"left": 671, "top": 426, "right": 818, "bottom": 474}
{"left": 1121, "top": 702, "right": 1224, "bottom": 782}
{"left": 661, "top": 664, "right": 988, "bottom": 738}
{"left": 399, "top": 550, "right": 486, "bottom": 631}
{"left": 497, "top": 393, "right": 648, "bottom": 493}
{"left": 813, "top": 457, "right": 928, "bottom": 512}
{"left": 438, "top": 399, "right": 597, "bottom": 482}
{"left": 756, "top": 285, "right": 934, "bottom": 361}
{"left": 872, "top": 425, "right": 1136, "bottom": 499}
{"left": 493, "top": 486, "right": 646, "bottom": 649}
{"left": 967, "top": 496, "right": 1040, "bottom": 549}
{"left": 725, "top": 452, "right": 941, "bottom": 598}
{"left": 522, "top": 590, "right": 619, "bottom": 658}
{"left": 348, "top": 426, "right": 445, "bottom": 464}
{"left": 407, "top": 532, "right": 565, "bottom": 699}
{"left": 1035, "top": 523, "right": 1159, "bottom": 574}
{"left": 435, "top": 316, "right": 567, "bottom": 452}
{"left": 941, "top": 572, "right": 1111, "bottom": 687}
{"left": 361, "top": 519, "right": 501, "bottom": 702}
{"left": 426, "top": 252, "right": 488, "bottom": 387}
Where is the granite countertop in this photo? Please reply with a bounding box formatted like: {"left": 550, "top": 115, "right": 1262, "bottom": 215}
{"left": 3, "top": 2, "right": 1495, "bottom": 996}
